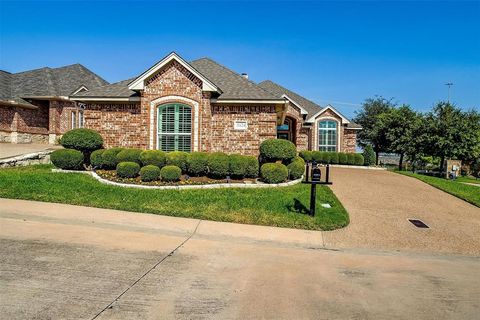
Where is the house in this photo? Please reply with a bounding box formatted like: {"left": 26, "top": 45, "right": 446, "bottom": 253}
{"left": 1, "top": 52, "right": 361, "bottom": 155}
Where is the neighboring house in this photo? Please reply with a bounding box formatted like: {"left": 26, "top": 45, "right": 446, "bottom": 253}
{"left": 1, "top": 52, "right": 361, "bottom": 155}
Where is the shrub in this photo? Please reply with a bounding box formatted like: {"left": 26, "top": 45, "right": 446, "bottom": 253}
{"left": 287, "top": 159, "right": 305, "bottom": 180}
{"left": 261, "top": 163, "right": 288, "bottom": 184}
{"left": 259, "top": 139, "right": 296, "bottom": 162}
{"left": 90, "top": 149, "right": 105, "bottom": 169}
{"left": 347, "top": 153, "right": 356, "bottom": 165}
{"left": 244, "top": 156, "right": 260, "bottom": 178}
{"left": 139, "top": 150, "right": 166, "bottom": 168}
{"left": 312, "top": 151, "right": 323, "bottom": 162}
{"left": 299, "top": 150, "right": 313, "bottom": 162}
{"left": 208, "top": 152, "right": 230, "bottom": 178}
{"left": 187, "top": 152, "right": 209, "bottom": 176}
{"left": 116, "top": 148, "right": 142, "bottom": 165}
{"left": 338, "top": 152, "right": 348, "bottom": 165}
{"left": 116, "top": 162, "right": 140, "bottom": 178}
{"left": 229, "top": 154, "right": 248, "bottom": 178}
{"left": 354, "top": 154, "right": 364, "bottom": 166}
{"left": 50, "top": 149, "right": 84, "bottom": 170}
{"left": 166, "top": 151, "right": 189, "bottom": 172}
{"left": 101, "top": 148, "right": 124, "bottom": 169}
{"left": 59, "top": 128, "right": 103, "bottom": 153}
{"left": 363, "top": 145, "right": 376, "bottom": 166}
{"left": 140, "top": 165, "right": 161, "bottom": 182}
{"left": 160, "top": 165, "right": 182, "bottom": 182}
{"left": 327, "top": 152, "right": 339, "bottom": 164}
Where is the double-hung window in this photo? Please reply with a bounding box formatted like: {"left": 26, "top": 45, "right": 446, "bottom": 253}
{"left": 318, "top": 120, "right": 337, "bottom": 152}
{"left": 158, "top": 104, "right": 192, "bottom": 152}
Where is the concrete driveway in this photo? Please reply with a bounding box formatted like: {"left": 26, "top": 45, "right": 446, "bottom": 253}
{"left": 1, "top": 198, "right": 479, "bottom": 319}
{"left": 0, "top": 143, "right": 60, "bottom": 159}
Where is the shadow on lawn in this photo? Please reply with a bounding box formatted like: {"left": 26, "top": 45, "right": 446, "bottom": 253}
{"left": 286, "top": 198, "right": 310, "bottom": 215}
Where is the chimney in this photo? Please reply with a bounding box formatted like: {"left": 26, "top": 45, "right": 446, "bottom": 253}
{"left": 241, "top": 73, "right": 249, "bottom": 79}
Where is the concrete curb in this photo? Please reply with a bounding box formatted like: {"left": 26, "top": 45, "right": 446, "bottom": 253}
{"left": 51, "top": 169, "right": 303, "bottom": 190}
{"left": 330, "top": 164, "right": 387, "bottom": 170}
{"left": 0, "top": 150, "right": 53, "bottom": 168}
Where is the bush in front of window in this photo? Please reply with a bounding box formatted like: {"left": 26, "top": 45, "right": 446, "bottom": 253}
{"left": 354, "top": 154, "right": 365, "bottom": 166}
{"left": 160, "top": 165, "right": 182, "bottom": 182}
{"left": 101, "top": 148, "right": 124, "bottom": 169}
{"left": 116, "top": 148, "right": 142, "bottom": 165}
{"left": 327, "top": 152, "right": 339, "bottom": 164}
{"left": 259, "top": 139, "right": 296, "bottom": 163}
{"left": 311, "top": 151, "right": 323, "bottom": 163}
{"left": 338, "top": 152, "right": 348, "bottom": 165}
{"left": 51, "top": 149, "right": 84, "bottom": 170}
{"left": 116, "top": 162, "right": 140, "bottom": 178}
{"left": 287, "top": 158, "right": 305, "bottom": 180}
{"left": 208, "top": 152, "right": 230, "bottom": 178}
{"left": 261, "top": 163, "right": 288, "bottom": 184}
{"left": 244, "top": 156, "right": 260, "bottom": 178}
{"left": 140, "top": 165, "right": 161, "bottom": 182}
{"left": 140, "top": 150, "right": 166, "bottom": 168}
{"left": 347, "top": 153, "right": 356, "bottom": 165}
{"left": 166, "top": 151, "right": 189, "bottom": 173}
{"left": 90, "top": 149, "right": 105, "bottom": 169}
{"left": 299, "top": 151, "right": 313, "bottom": 162}
{"left": 187, "top": 152, "right": 209, "bottom": 176}
{"left": 229, "top": 154, "right": 248, "bottom": 179}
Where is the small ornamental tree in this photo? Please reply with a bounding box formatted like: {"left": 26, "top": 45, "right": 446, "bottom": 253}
{"left": 362, "top": 145, "right": 376, "bottom": 166}
{"left": 259, "top": 139, "right": 296, "bottom": 163}
{"left": 59, "top": 129, "right": 103, "bottom": 165}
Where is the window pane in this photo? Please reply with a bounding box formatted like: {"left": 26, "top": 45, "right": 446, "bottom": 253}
{"left": 318, "top": 120, "right": 337, "bottom": 152}
{"left": 158, "top": 104, "right": 192, "bottom": 152}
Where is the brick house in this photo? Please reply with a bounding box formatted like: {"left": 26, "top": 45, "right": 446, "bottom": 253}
{"left": 1, "top": 52, "right": 360, "bottom": 155}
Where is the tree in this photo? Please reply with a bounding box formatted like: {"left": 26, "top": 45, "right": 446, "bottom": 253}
{"left": 362, "top": 145, "right": 376, "bottom": 166}
{"left": 354, "top": 97, "right": 395, "bottom": 164}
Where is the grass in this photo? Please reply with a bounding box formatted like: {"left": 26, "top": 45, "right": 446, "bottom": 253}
{"left": 455, "top": 176, "right": 480, "bottom": 185}
{"left": 396, "top": 171, "right": 480, "bottom": 207}
{"left": 0, "top": 165, "right": 349, "bottom": 230}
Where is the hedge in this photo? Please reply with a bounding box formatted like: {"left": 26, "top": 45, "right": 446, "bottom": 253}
{"left": 187, "top": 152, "right": 209, "bottom": 176}
{"left": 59, "top": 129, "right": 103, "bottom": 153}
{"left": 139, "top": 150, "right": 166, "bottom": 168}
{"left": 299, "top": 151, "right": 313, "bottom": 162}
{"left": 229, "top": 154, "right": 247, "bottom": 178}
{"left": 140, "top": 165, "right": 161, "bottom": 182}
{"left": 116, "top": 148, "right": 142, "bottom": 165}
{"left": 347, "top": 153, "right": 356, "bottom": 166}
{"left": 287, "top": 158, "right": 305, "bottom": 180}
{"left": 354, "top": 154, "right": 364, "bottom": 166}
{"left": 338, "top": 152, "right": 348, "bottom": 165}
{"left": 166, "top": 151, "right": 189, "bottom": 173}
{"left": 244, "top": 156, "right": 260, "bottom": 178}
{"left": 261, "top": 163, "right": 288, "bottom": 184}
{"left": 259, "top": 139, "right": 296, "bottom": 162}
{"left": 116, "top": 162, "right": 140, "bottom": 178}
{"left": 208, "top": 152, "right": 229, "bottom": 178}
{"left": 50, "top": 149, "right": 84, "bottom": 170}
{"left": 160, "top": 165, "right": 182, "bottom": 182}
{"left": 90, "top": 149, "right": 105, "bottom": 169}
{"left": 299, "top": 151, "right": 363, "bottom": 166}
{"left": 101, "top": 148, "right": 124, "bottom": 169}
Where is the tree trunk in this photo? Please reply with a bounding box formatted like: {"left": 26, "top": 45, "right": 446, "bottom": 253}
{"left": 375, "top": 147, "right": 380, "bottom": 165}
{"left": 440, "top": 156, "right": 445, "bottom": 172}
{"left": 398, "top": 153, "right": 404, "bottom": 171}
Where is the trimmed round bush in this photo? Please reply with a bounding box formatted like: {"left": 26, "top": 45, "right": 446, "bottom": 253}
{"left": 140, "top": 165, "right": 161, "bottom": 182}
{"left": 363, "top": 145, "right": 376, "bottom": 166}
{"left": 90, "top": 149, "right": 105, "bottom": 169}
{"left": 139, "top": 150, "right": 166, "bottom": 168}
{"left": 299, "top": 151, "right": 313, "bottom": 162}
{"left": 244, "top": 156, "right": 260, "bottom": 178}
{"left": 287, "top": 159, "right": 305, "bottom": 180}
{"left": 59, "top": 129, "right": 103, "bottom": 153}
{"left": 50, "top": 149, "right": 84, "bottom": 170}
{"left": 229, "top": 154, "right": 248, "bottom": 178}
{"left": 259, "top": 139, "right": 296, "bottom": 162}
{"left": 347, "top": 153, "right": 356, "bottom": 165}
{"left": 338, "top": 152, "right": 348, "bottom": 165}
{"left": 166, "top": 151, "right": 189, "bottom": 173}
{"left": 160, "top": 165, "right": 182, "bottom": 182}
{"left": 354, "top": 154, "right": 365, "bottom": 166}
{"left": 261, "top": 163, "right": 288, "bottom": 184}
{"left": 208, "top": 152, "right": 230, "bottom": 178}
{"left": 116, "top": 148, "right": 142, "bottom": 165}
{"left": 187, "top": 152, "right": 209, "bottom": 176}
{"left": 116, "top": 162, "right": 140, "bottom": 178}
{"left": 101, "top": 147, "right": 124, "bottom": 169}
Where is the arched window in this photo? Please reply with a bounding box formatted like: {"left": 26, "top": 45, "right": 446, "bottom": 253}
{"left": 157, "top": 103, "right": 192, "bottom": 152}
{"left": 318, "top": 120, "right": 337, "bottom": 152}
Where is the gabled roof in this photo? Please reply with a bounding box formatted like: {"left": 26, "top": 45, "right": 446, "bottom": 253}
{"left": 72, "top": 78, "right": 138, "bottom": 100}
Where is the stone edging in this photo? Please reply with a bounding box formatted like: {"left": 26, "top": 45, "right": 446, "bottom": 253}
{"left": 329, "top": 164, "right": 387, "bottom": 171}
{"left": 51, "top": 169, "right": 303, "bottom": 190}
{"left": 0, "top": 150, "right": 53, "bottom": 168}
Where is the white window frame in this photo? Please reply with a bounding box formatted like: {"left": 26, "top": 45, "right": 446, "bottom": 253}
{"left": 71, "top": 111, "right": 77, "bottom": 129}
{"left": 157, "top": 103, "right": 192, "bottom": 152}
{"left": 318, "top": 119, "right": 338, "bottom": 152}
{"left": 78, "top": 110, "right": 84, "bottom": 128}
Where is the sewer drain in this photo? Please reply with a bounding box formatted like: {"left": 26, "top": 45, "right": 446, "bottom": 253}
{"left": 408, "top": 219, "right": 429, "bottom": 228}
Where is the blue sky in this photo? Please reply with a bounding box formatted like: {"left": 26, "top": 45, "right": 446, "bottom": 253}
{"left": 1, "top": 0, "right": 478, "bottom": 118}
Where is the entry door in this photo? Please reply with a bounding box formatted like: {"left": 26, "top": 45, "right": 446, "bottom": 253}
{"left": 277, "top": 118, "right": 294, "bottom": 143}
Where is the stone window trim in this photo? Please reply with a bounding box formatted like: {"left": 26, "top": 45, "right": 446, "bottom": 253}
{"left": 315, "top": 116, "right": 341, "bottom": 152}
{"left": 149, "top": 96, "right": 199, "bottom": 151}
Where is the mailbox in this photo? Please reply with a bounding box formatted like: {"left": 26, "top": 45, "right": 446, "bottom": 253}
{"left": 312, "top": 166, "right": 321, "bottom": 182}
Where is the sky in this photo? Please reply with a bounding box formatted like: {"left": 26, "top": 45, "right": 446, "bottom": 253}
{"left": 0, "top": 0, "right": 479, "bottom": 119}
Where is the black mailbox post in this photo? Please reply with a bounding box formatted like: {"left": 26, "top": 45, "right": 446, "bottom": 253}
{"left": 302, "top": 161, "right": 332, "bottom": 216}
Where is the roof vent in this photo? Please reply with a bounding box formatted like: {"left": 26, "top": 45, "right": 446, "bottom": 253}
{"left": 241, "top": 73, "right": 249, "bottom": 79}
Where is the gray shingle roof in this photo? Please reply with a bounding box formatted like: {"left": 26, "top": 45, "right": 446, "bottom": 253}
{"left": 73, "top": 78, "right": 137, "bottom": 98}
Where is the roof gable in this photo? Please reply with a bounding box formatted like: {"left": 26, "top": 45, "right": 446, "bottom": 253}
{"left": 308, "top": 105, "right": 350, "bottom": 124}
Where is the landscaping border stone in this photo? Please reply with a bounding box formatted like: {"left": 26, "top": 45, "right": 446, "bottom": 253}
{"left": 0, "top": 151, "right": 52, "bottom": 168}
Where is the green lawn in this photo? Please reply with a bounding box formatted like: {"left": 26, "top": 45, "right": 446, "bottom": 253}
{"left": 0, "top": 165, "right": 349, "bottom": 230}
{"left": 455, "top": 176, "right": 480, "bottom": 185}
{"left": 396, "top": 171, "right": 480, "bottom": 207}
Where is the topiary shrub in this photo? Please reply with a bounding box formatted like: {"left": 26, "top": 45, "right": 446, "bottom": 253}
{"left": 140, "top": 165, "right": 161, "bottom": 182}
{"left": 244, "top": 156, "right": 260, "bottom": 178}
{"left": 90, "top": 149, "right": 105, "bottom": 169}
{"left": 50, "top": 149, "right": 84, "bottom": 170}
{"left": 259, "top": 139, "right": 296, "bottom": 162}
{"left": 166, "top": 151, "right": 189, "bottom": 173}
{"left": 160, "top": 165, "right": 182, "bottom": 182}
{"left": 299, "top": 150, "right": 313, "bottom": 162}
{"left": 139, "top": 150, "right": 166, "bottom": 168}
{"left": 261, "top": 163, "right": 288, "bottom": 184}
{"left": 347, "top": 153, "right": 356, "bottom": 165}
{"left": 116, "top": 148, "right": 142, "bottom": 165}
{"left": 187, "top": 152, "right": 209, "bottom": 176}
{"left": 287, "top": 158, "right": 305, "bottom": 180}
{"left": 59, "top": 128, "right": 103, "bottom": 153}
{"left": 354, "top": 154, "right": 364, "bottom": 166}
{"left": 101, "top": 148, "right": 124, "bottom": 169}
{"left": 208, "top": 152, "right": 230, "bottom": 178}
{"left": 363, "top": 145, "right": 376, "bottom": 166}
{"left": 229, "top": 154, "right": 248, "bottom": 179}
{"left": 116, "top": 162, "right": 140, "bottom": 178}
{"left": 338, "top": 152, "right": 348, "bottom": 165}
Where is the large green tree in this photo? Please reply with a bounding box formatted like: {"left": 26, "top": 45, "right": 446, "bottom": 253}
{"left": 353, "top": 97, "right": 395, "bottom": 164}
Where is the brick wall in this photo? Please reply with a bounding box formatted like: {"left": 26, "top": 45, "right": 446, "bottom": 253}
{"left": 285, "top": 103, "right": 309, "bottom": 151}
{"left": 0, "top": 106, "right": 16, "bottom": 132}
{"left": 342, "top": 129, "right": 357, "bottom": 153}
